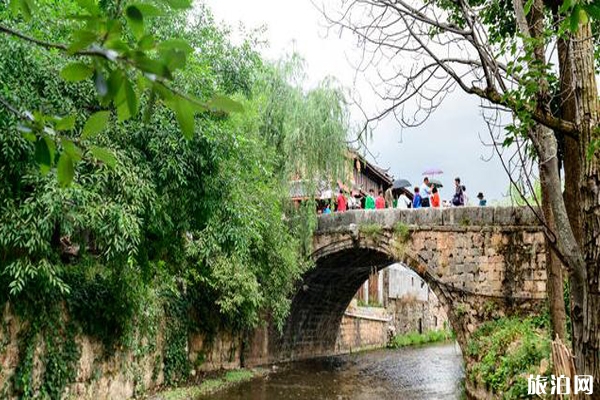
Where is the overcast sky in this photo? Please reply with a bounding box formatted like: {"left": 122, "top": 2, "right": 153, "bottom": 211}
{"left": 203, "top": 0, "right": 513, "bottom": 202}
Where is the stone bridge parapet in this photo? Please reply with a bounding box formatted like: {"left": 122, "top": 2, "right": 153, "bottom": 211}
{"left": 315, "top": 206, "right": 542, "bottom": 233}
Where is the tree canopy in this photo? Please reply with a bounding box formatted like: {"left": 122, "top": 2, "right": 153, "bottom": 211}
{"left": 0, "top": 0, "right": 350, "bottom": 350}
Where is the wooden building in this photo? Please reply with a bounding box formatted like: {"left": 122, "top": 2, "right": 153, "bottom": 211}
{"left": 289, "top": 150, "right": 394, "bottom": 207}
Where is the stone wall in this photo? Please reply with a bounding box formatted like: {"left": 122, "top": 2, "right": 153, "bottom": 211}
{"left": 335, "top": 309, "right": 389, "bottom": 353}
{"left": 0, "top": 304, "right": 251, "bottom": 400}
{"left": 385, "top": 289, "right": 448, "bottom": 335}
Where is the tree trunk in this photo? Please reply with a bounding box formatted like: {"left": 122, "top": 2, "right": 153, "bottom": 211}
{"left": 570, "top": 21, "right": 600, "bottom": 392}
{"left": 555, "top": 16, "right": 583, "bottom": 349}
{"left": 556, "top": 32, "right": 583, "bottom": 246}
{"left": 540, "top": 176, "right": 567, "bottom": 341}
{"left": 534, "top": 124, "right": 583, "bottom": 342}
{"left": 518, "top": 0, "right": 569, "bottom": 343}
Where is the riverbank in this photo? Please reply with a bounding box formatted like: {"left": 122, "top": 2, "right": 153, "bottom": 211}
{"left": 388, "top": 329, "right": 454, "bottom": 348}
{"left": 148, "top": 368, "right": 268, "bottom": 400}
{"left": 464, "top": 315, "right": 551, "bottom": 399}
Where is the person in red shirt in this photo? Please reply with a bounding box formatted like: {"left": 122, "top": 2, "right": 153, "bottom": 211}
{"left": 431, "top": 186, "right": 441, "bottom": 207}
{"left": 375, "top": 190, "right": 386, "bottom": 209}
{"left": 336, "top": 189, "right": 347, "bottom": 212}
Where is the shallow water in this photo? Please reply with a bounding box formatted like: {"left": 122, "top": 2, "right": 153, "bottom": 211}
{"left": 199, "top": 342, "right": 465, "bottom": 400}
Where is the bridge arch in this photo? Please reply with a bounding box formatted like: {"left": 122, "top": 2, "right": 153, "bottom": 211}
{"left": 277, "top": 207, "right": 548, "bottom": 360}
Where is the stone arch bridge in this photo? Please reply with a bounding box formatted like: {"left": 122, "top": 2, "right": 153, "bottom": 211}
{"left": 273, "top": 206, "right": 547, "bottom": 360}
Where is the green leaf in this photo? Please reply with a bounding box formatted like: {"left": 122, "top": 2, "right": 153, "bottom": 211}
{"left": 114, "top": 79, "right": 137, "bottom": 121}
{"left": 502, "top": 136, "right": 514, "bottom": 147}
{"left": 106, "top": 19, "right": 122, "bottom": 42}
{"left": 158, "top": 39, "right": 193, "bottom": 54}
{"left": 138, "top": 34, "right": 156, "bottom": 50}
{"left": 570, "top": 4, "right": 581, "bottom": 32}
{"left": 43, "top": 135, "right": 56, "bottom": 166}
{"left": 62, "top": 139, "right": 83, "bottom": 162}
{"left": 126, "top": 5, "right": 144, "bottom": 39}
{"left": 559, "top": 0, "right": 572, "bottom": 14}
{"left": 68, "top": 30, "right": 97, "bottom": 54}
{"left": 35, "top": 137, "right": 52, "bottom": 172}
{"left": 60, "top": 63, "right": 94, "bottom": 82}
{"left": 207, "top": 94, "right": 244, "bottom": 113}
{"left": 133, "top": 54, "right": 170, "bottom": 78}
{"left": 107, "top": 69, "right": 124, "bottom": 100}
{"left": 105, "top": 38, "right": 129, "bottom": 53}
{"left": 172, "top": 98, "right": 195, "bottom": 140}
{"left": 21, "top": 131, "right": 36, "bottom": 142}
{"left": 75, "top": 0, "right": 100, "bottom": 15}
{"left": 161, "top": 48, "right": 187, "bottom": 71}
{"left": 57, "top": 153, "right": 75, "bottom": 187}
{"left": 579, "top": 7, "right": 589, "bottom": 25}
{"left": 523, "top": 0, "right": 534, "bottom": 16}
{"left": 584, "top": 4, "right": 600, "bottom": 19}
{"left": 125, "top": 80, "right": 138, "bottom": 118}
{"left": 10, "top": 0, "right": 35, "bottom": 20}
{"left": 89, "top": 145, "right": 116, "bottom": 168}
{"left": 163, "top": 0, "right": 192, "bottom": 9}
{"left": 135, "top": 3, "right": 164, "bottom": 17}
{"left": 55, "top": 115, "right": 76, "bottom": 131}
{"left": 81, "top": 111, "right": 110, "bottom": 139}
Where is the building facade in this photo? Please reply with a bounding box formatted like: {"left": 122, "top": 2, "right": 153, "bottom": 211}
{"left": 351, "top": 263, "right": 449, "bottom": 335}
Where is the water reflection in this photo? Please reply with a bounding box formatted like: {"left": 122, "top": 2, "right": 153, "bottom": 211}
{"left": 199, "top": 342, "right": 464, "bottom": 400}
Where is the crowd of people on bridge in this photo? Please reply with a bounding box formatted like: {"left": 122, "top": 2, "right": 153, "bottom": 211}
{"left": 322, "top": 176, "right": 487, "bottom": 214}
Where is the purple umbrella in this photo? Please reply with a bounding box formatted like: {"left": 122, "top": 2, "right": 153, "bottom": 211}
{"left": 422, "top": 168, "right": 443, "bottom": 176}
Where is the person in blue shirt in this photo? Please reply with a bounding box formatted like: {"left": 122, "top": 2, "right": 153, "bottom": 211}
{"left": 477, "top": 192, "right": 487, "bottom": 206}
{"left": 323, "top": 204, "right": 332, "bottom": 214}
{"left": 412, "top": 187, "right": 422, "bottom": 208}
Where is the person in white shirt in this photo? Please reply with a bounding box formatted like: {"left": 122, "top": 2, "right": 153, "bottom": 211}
{"left": 420, "top": 177, "right": 432, "bottom": 207}
{"left": 397, "top": 192, "right": 411, "bottom": 209}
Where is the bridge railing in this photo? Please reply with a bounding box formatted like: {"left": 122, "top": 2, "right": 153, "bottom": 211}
{"left": 316, "top": 206, "right": 542, "bottom": 232}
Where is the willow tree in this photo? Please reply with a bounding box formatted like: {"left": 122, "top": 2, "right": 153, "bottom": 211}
{"left": 319, "top": 0, "right": 600, "bottom": 389}
{"left": 247, "top": 55, "right": 350, "bottom": 254}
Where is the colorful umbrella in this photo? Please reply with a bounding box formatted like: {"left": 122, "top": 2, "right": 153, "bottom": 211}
{"left": 392, "top": 178, "right": 412, "bottom": 189}
{"left": 430, "top": 178, "right": 443, "bottom": 188}
{"left": 422, "top": 168, "right": 443, "bottom": 176}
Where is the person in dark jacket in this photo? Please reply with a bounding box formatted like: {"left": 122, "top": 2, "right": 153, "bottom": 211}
{"left": 452, "top": 177, "right": 465, "bottom": 206}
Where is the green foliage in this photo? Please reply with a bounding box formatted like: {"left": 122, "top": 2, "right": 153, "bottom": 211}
{"left": 387, "top": 329, "right": 454, "bottom": 348}
{"left": 466, "top": 316, "right": 551, "bottom": 398}
{"left": 359, "top": 223, "right": 383, "bottom": 238}
{"left": 1, "top": 0, "right": 244, "bottom": 186}
{"left": 454, "top": 303, "right": 469, "bottom": 317}
{"left": 393, "top": 222, "right": 411, "bottom": 243}
{"left": 163, "top": 289, "right": 191, "bottom": 385}
{"left": 159, "top": 369, "right": 259, "bottom": 400}
{"left": 0, "top": 2, "right": 350, "bottom": 398}
{"left": 1, "top": 284, "right": 81, "bottom": 399}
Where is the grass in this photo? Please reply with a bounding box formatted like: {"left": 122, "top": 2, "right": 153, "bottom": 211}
{"left": 387, "top": 329, "right": 454, "bottom": 348}
{"left": 393, "top": 222, "right": 411, "bottom": 242}
{"left": 358, "top": 223, "right": 382, "bottom": 238}
{"left": 157, "top": 369, "right": 259, "bottom": 400}
{"left": 356, "top": 299, "right": 384, "bottom": 308}
{"left": 465, "top": 316, "right": 551, "bottom": 398}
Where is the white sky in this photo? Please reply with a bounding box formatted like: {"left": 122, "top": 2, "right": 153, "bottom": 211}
{"left": 202, "top": 0, "right": 512, "bottom": 201}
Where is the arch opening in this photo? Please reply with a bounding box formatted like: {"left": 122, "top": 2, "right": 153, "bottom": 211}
{"left": 279, "top": 244, "right": 457, "bottom": 359}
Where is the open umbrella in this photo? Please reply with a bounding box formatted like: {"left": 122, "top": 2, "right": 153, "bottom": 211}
{"left": 422, "top": 168, "right": 443, "bottom": 176}
{"left": 430, "top": 178, "right": 443, "bottom": 188}
{"left": 392, "top": 178, "right": 412, "bottom": 189}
